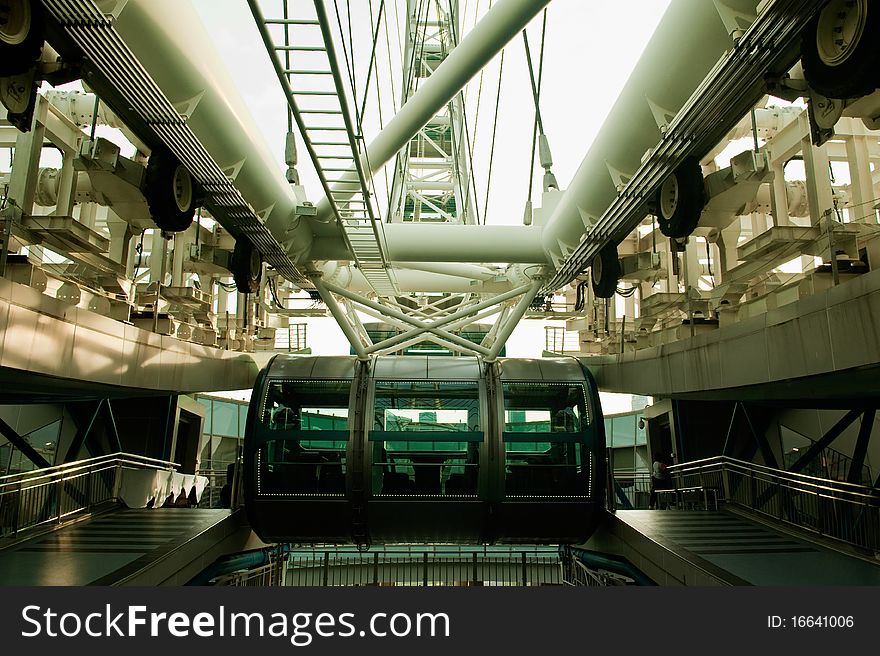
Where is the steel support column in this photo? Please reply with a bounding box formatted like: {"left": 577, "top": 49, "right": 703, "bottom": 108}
{"left": 310, "top": 275, "right": 371, "bottom": 360}
{"left": 847, "top": 409, "right": 875, "bottom": 485}
{"left": 104, "top": 399, "right": 123, "bottom": 453}
{"left": 162, "top": 396, "right": 177, "bottom": 462}
{"left": 741, "top": 403, "right": 778, "bottom": 470}
{"left": 789, "top": 409, "right": 862, "bottom": 473}
{"left": 485, "top": 280, "right": 542, "bottom": 360}
{"left": 721, "top": 403, "right": 739, "bottom": 457}
{"left": 64, "top": 400, "right": 104, "bottom": 463}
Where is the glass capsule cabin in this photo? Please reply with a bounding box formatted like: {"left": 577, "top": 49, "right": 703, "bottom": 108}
{"left": 244, "top": 355, "right": 606, "bottom": 544}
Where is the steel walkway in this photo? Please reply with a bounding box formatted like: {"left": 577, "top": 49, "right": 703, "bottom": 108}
{"left": 0, "top": 508, "right": 252, "bottom": 586}
{"left": 587, "top": 509, "right": 880, "bottom": 586}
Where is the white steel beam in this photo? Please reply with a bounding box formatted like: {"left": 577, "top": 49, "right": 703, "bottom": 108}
{"left": 485, "top": 279, "right": 542, "bottom": 360}
{"left": 312, "top": 0, "right": 551, "bottom": 224}
{"left": 382, "top": 224, "right": 547, "bottom": 263}
{"left": 480, "top": 304, "right": 510, "bottom": 348}
{"left": 384, "top": 293, "right": 475, "bottom": 319}
{"left": 541, "top": 0, "right": 824, "bottom": 293}
{"left": 342, "top": 298, "right": 373, "bottom": 348}
{"left": 350, "top": 299, "right": 492, "bottom": 357}
{"left": 308, "top": 224, "right": 546, "bottom": 265}
{"left": 319, "top": 278, "right": 537, "bottom": 356}
{"left": 357, "top": 303, "right": 494, "bottom": 357}
{"left": 365, "top": 301, "right": 508, "bottom": 355}
{"left": 394, "top": 262, "right": 497, "bottom": 280}
{"left": 540, "top": 0, "right": 761, "bottom": 268}
{"left": 310, "top": 274, "right": 370, "bottom": 359}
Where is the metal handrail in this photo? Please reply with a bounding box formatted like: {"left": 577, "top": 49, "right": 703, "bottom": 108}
{"left": 779, "top": 423, "right": 872, "bottom": 484}
{"left": 0, "top": 452, "right": 177, "bottom": 486}
{"left": 198, "top": 468, "right": 230, "bottom": 509}
{"left": 667, "top": 455, "right": 880, "bottom": 553}
{"left": 286, "top": 548, "right": 561, "bottom": 586}
{"left": 213, "top": 562, "right": 281, "bottom": 587}
{"left": 670, "top": 456, "right": 877, "bottom": 497}
{"left": 0, "top": 452, "right": 181, "bottom": 538}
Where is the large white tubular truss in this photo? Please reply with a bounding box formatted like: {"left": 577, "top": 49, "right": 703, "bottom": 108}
{"left": 388, "top": 0, "right": 475, "bottom": 226}
{"left": 310, "top": 0, "right": 551, "bottom": 227}
{"left": 10, "top": 0, "right": 871, "bottom": 363}
{"left": 245, "top": 0, "right": 547, "bottom": 357}
{"left": 310, "top": 274, "right": 542, "bottom": 359}
{"left": 39, "top": 0, "right": 311, "bottom": 283}
{"left": 540, "top": 0, "right": 827, "bottom": 293}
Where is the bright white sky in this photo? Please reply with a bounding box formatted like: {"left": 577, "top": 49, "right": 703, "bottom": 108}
{"left": 191, "top": 0, "right": 672, "bottom": 226}
{"left": 187, "top": 1, "right": 671, "bottom": 412}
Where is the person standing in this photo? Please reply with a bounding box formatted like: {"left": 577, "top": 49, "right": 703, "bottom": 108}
{"left": 649, "top": 453, "right": 673, "bottom": 509}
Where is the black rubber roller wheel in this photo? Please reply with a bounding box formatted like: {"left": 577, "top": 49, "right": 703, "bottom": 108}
{"left": 143, "top": 148, "right": 200, "bottom": 232}
{"left": 591, "top": 243, "right": 620, "bottom": 299}
{"left": 801, "top": 0, "right": 880, "bottom": 99}
{"left": 0, "top": 0, "right": 44, "bottom": 77}
{"left": 231, "top": 238, "right": 262, "bottom": 294}
{"left": 655, "top": 157, "right": 705, "bottom": 239}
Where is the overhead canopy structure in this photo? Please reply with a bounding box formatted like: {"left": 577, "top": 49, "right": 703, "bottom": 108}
{"left": 22, "top": 0, "right": 832, "bottom": 359}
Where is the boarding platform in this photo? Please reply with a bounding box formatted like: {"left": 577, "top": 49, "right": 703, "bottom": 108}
{"left": 587, "top": 509, "right": 880, "bottom": 586}
{"left": 0, "top": 507, "right": 251, "bottom": 585}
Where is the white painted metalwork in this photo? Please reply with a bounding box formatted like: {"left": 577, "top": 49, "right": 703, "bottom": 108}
{"left": 248, "top": 0, "right": 397, "bottom": 296}
{"left": 311, "top": 0, "right": 550, "bottom": 226}
{"left": 39, "top": 0, "right": 311, "bottom": 281}
{"left": 5, "top": 0, "right": 880, "bottom": 371}
{"left": 312, "top": 276, "right": 541, "bottom": 360}
{"left": 540, "top": 0, "right": 826, "bottom": 294}
{"left": 387, "top": 1, "right": 474, "bottom": 226}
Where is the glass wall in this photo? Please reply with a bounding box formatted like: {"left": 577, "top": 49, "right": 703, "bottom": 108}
{"left": 0, "top": 414, "right": 62, "bottom": 475}
{"left": 603, "top": 411, "right": 649, "bottom": 472}
{"left": 370, "top": 381, "right": 481, "bottom": 497}
{"left": 257, "top": 381, "right": 350, "bottom": 496}
{"left": 502, "top": 382, "right": 590, "bottom": 497}
{"left": 197, "top": 395, "right": 249, "bottom": 473}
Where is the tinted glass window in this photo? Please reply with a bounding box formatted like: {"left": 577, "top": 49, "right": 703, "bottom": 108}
{"left": 262, "top": 380, "right": 350, "bottom": 431}
{"left": 371, "top": 381, "right": 481, "bottom": 496}
{"left": 371, "top": 439, "right": 479, "bottom": 497}
{"left": 257, "top": 380, "right": 350, "bottom": 496}
{"left": 373, "top": 381, "right": 480, "bottom": 433}
{"left": 502, "top": 383, "right": 590, "bottom": 497}
{"left": 259, "top": 438, "right": 347, "bottom": 496}
{"left": 502, "top": 382, "right": 589, "bottom": 432}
